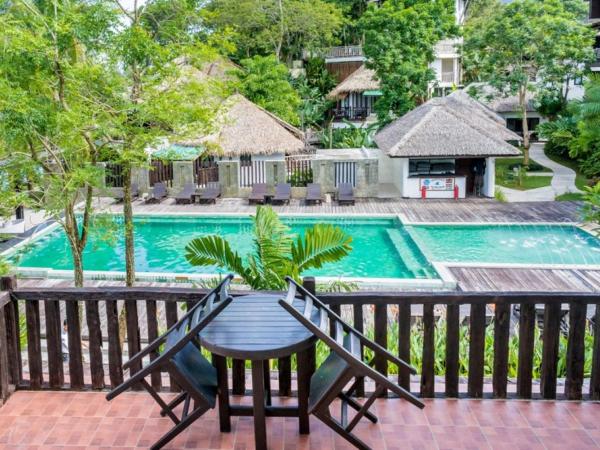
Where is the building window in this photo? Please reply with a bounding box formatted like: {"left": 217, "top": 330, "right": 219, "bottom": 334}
{"left": 574, "top": 76, "right": 584, "bottom": 86}
{"left": 409, "top": 159, "right": 456, "bottom": 177}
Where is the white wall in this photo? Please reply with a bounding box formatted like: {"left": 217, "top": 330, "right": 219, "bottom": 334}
{"left": 483, "top": 157, "right": 495, "bottom": 198}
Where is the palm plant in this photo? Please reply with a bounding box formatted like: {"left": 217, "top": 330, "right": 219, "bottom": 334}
{"left": 185, "top": 206, "right": 352, "bottom": 290}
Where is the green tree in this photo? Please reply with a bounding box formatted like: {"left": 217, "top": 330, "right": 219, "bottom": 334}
{"left": 204, "top": 0, "right": 343, "bottom": 62}
{"left": 0, "top": 0, "right": 117, "bottom": 287}
{"left": 234, "top": 55, "right": 301, "bottom": 125}
{"left": 105, "top": 1, "right": 226, "bottom": 287}
{"left": 569, "top": 75, "right": 600, "bottom": 178}
{"left": 463, "top": 0, "right": 595, "bottom": 164}
{"left": 358, "top": 0, "right": 457, "bottom": 124}
{"left": 185, "top": 206, "right": 352, "bottom": 290}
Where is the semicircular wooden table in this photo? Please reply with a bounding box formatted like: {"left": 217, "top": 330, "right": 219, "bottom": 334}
{"left": 199, "top": 293, "right": 317, "bottom": 450}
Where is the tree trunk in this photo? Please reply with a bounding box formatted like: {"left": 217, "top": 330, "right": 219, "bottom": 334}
{"left": 123, "top": 165, "right": 135, "bottom": 287}
{"left": 519, "top": 86, "right": 530, "bottom": 166}
{"left": 71, "top": 244, "right": 84, "bottom": 288}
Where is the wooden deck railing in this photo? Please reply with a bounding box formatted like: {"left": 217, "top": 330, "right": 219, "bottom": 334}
{"left": 1, "top": 276, "right": 599, "bottom": 402}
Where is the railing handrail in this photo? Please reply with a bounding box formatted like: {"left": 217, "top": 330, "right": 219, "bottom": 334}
{"left": 9, "top": 286, "right": 600, "bottom": 304}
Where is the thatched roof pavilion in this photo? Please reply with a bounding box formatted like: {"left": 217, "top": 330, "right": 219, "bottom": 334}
{"left": 327, "top": 65, "right": 380, "bottom": 100}
{"left": 374, "top": 97, "right": 521, "bottom": 158}
{"left": 180, "top": 94, "right": 305, "bottom": 156}
{"left": 440, "top": 91, "right": 521, "bottom": 141}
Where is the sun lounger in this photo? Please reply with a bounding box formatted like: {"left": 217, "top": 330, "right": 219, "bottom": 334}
{"left": 113, "top": 184, "right": 139, "bottom": 203}
{"left": 272, "top": 183, "right": 291, "bottom": 205}
{"left": 248, "top": 183, "right": 268, "bottom": 205}
{"left": 145, "top": 182, "right": 168, "bottom": 204}
{"left": 337, "top": 183, "right": 355, "bottom": 206}
{"left": 198, "top": 182, "right": 221, "bottom": 204}
{"left": 305, "top": 183, "right": 322, "bottom": 205}
{"left": 175, "top": 183, "right": 196, "bottom": 205}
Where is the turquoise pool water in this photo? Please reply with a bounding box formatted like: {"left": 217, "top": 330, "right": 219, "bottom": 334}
{"left": 409, "top": 224, "right": 600, "bottom": 265}
{"left": 9, "top": 216, "right": 435, "bottom": 279}
{"left": 8, "top": 217, "right": 600, "bottom": 280}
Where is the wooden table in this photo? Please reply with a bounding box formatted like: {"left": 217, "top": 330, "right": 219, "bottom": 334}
{"left": 199, "top": 294, "right": 316, "bottom": 450}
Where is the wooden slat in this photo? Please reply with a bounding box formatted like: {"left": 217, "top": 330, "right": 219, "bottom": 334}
{"left": 517, "top": 303, "right": 536, "bottom": 399}
{"left": 445, "top": 303, "right": 459, "bottom": 397}
{"left": 165, "top": 301, "right": 180, "bottom": 392}
{"left": 25, "top": 300, "right": 43, "bottom": 389}
{"left": 374, "top": 304, "right": 387, "bottom": 397}
{"left": 468, "top": 303, "right": 486, "bottom": 398}
{"left": 106, "top": 300, "right": 123, "bottom": 388}
{"left": 146, "top": 300, "right": 161, "bottom": 391}
{"left": 565, "top": 301, "right": 586, "bottom": 400}
{"left": 0, "top": 304, "right": 9, "bottom": 402}
{"left": 66, "top": 301, "right": 84, "bottom": 389}
{"left": 420, "top": 303, "right": 435, "bottom": 398}
{"left": 125, "top": 300, "right": 141, "bottom": 377}
{"left": 353, "top": 303, "right": 365, "bottom": 397}
{"left": 4, "top": 300, "right": 21, "bottom": 386}
{"left": 493, "top": 303, "right": 510, "bottom": 398}
{"left": 44, "top": 300, "right": 64, "bottom": 389}
{"left": 540, "top": 302, "right": 562, "bottom": 399}
{"left": 592, "top": 303, "right": 600, "bottom": 400}
{"left": 85, "top": 301, "right": 104, "bottom": 390}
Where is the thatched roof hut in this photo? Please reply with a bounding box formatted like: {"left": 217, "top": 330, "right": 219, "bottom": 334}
{"left": 180, "top": 94, "right": 305, "bottom": 156}
{"left": 327, "top": 65, "right": 380, "bottom": 99}
{"left": 441, "top": 91, "right": 521, "bottom": 141}
{"left": 374, "top": 97, "right": 521, "bottom": 158}
{"left": 466, "top": 83, "right": 537, "bottom": 113}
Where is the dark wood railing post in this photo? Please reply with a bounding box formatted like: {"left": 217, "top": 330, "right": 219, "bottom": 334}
{"left": 540, "top": 302, "right": 561, "bottom": 399}
{"left": 0, "top": 276, "right": 20, "bottom": 390}
{"left": 445, "top": 302, "right": 459, "bottom": 398}
{"left": 591, "top": 303, "right": 600, "bottom": 401}
{"left": 517, "top": 302, "right": 535, "bottom": 399}
{"left": 492, "top": 302, "right": 510, "bottom": 398}
{"left": 420, "top": 303, "right": 435, "bottom": 398}
{"left": 374, "top": 304, "right": 388, "bottom": 397}
{"left": 565, "top": 300, "right": 586, "bottom": 400}
{"left": 0, "top": 276, "right": 15, "bottom": 404}
{"left": 468, "top": 303, "right": 486, "bottom": 398}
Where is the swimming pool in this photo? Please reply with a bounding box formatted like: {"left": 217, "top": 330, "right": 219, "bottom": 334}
{"left": 8, "top": 216, "right": 436, "bottom": 280}
{"left": 6, "top": 215, "right": 600, "bottom": 281}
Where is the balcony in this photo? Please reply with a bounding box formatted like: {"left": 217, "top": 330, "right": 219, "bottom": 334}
{"left": 0, "top": 278, "right": 599, "bottom": 448}
{"left": 331, "top": 106, "right": 373, "bottom": 121}
{"left": 325, "top": 45, "right": 364, "bottom": 59}
{"left": 440, "top": 71, "right": 456, "bottom": 84}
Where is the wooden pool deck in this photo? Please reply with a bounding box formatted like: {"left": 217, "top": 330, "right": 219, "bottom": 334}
{"left": 99, "top": 196, "right": 582, "bottom": 223}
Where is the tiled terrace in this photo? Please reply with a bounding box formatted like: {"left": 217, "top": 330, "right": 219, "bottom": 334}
{"left": 1, "top": 391, "right": 599, "bottom": 449}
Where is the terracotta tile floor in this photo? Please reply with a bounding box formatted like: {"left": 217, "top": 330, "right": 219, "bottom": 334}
{"left": 0, "top": 391, "right": 599, "bottom": 449}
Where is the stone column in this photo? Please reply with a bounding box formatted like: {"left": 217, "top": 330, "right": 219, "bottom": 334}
{"left": 218, "top": 160, "right": 239, "bottom": 197}
{"left": 132, "top": 167, "right": 150, "bottom": 194}
{"left": 172, "top": 161, "right": 194, "bottom": 192}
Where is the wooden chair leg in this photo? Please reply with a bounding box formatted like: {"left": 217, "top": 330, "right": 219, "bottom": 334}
{"left": 160, "top": 391, "right": 187, "bottom": 417}
{"left": 345, "top": 386, "right": 383, "bottom": 432}
{"left": 151, "top": 403, "right": 210, "bottom": 450}
{"left": 140, "top": 378, "right": 180, "bottom": 424}
{"left": 315, "top": 409, "right": 371, "bottom": 450}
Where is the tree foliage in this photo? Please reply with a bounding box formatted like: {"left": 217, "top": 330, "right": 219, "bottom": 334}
{"left": 358, "top": 0, "right": 457, "bottom": 123}
{"left": 463, "top": 0, "right": 595, "bottom": 161}
{"left": 0, "top": 0, "right": 118, "bottom": 286}
{"left": 204, "top": 0, "right": 344, "bottom": 62}
{"left": 185, "top": 206, "right": 352, "bottom": 290}
{"left": 233, "top": 55, "right": 301, "bottom": 125}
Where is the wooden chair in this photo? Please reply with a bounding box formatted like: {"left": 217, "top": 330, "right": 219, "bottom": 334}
{"left": 272, "top": 183, "right": 291, "bottom": 205}
{"left": 305, "top": 183, "right": 322, "bottom": 205}
{"left": 106, "top": 275, "right": 234, "bottom": 450}
{"left": 337, "top": 183, "right": 355, "bottom": 206}
{"left": 146, "top": 182, "right": 168, "bottom": 204}
{"left": 175, "top": 183, "right": 196, "bottom": 205}
{"left": 278, "top": 277, "right": 424, "bottom": 450}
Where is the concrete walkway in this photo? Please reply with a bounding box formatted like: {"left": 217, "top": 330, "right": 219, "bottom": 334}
{"left": 499, "top": 142, "right": 582, "bottom": 202}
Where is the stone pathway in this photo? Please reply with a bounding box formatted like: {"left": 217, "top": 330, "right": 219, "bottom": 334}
{"left": 499, "top": 142, "right": 582, "bottom": 202}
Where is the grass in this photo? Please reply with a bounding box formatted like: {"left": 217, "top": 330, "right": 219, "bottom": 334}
{"left": 555, "top": 192, "right": 585, "bottom": 202}
{"left": 543, "top": 150, "right": 590, "bottom": 191}
{"left": 496, "top": 157, "right": 552, "bottom": 190}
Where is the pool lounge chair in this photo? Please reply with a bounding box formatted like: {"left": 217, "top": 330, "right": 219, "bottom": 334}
{"left": 305, "top": 183, "right": 322, "bottom": 205}
{"left": 198, "top": 182, "right": 221, "bottom": 204}
{"left": 146, "top": 182, "right": 168, "bottom": 204}
{"left": 279, "top": 277, "right": 424, "bottom": 450}
{"left": 272, "top": 183, "right": 291, "bottom": 205}
{"left": 175, "top": 183, "right": 196, "bottom": 205}
{"left": 337, "top": 183, "right": 355, "bottom": 206}
{"left": 113, "top": 184, "right": 139, "bottom": 203}
{"left": 106, "top": 275, "right": 233, "bottom": 450}
{"left": 248, "top": 183, "right": 268, "bottom": 205}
